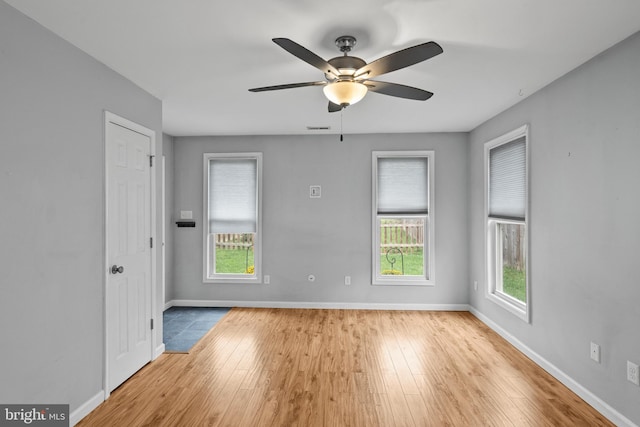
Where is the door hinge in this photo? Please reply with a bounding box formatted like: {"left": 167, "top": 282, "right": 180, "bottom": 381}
{"left": 149, "top": 155, "right": 155, "bottom": 167}
{"left": 150, "top": 318, "right": 154, "bottom": 330}
{"left": 150, "top": 237, "right": 153, "bottom": 248}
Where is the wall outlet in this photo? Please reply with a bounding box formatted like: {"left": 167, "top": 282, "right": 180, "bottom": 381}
{"left": 264, "top": 275, "right": 270, "bottom": 284}
{"left": 627, "top": 361, "right": 640, "bottom": 386}
{"left": 590, "top": 342, "right": 600, "bottom": 363}
{"left": 344, "top": 276, "right": 351, "bottom": 286}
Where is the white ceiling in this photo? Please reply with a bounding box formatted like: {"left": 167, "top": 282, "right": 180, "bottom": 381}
{"left": 6, "top": 0, "right": 640, "bottom": 136}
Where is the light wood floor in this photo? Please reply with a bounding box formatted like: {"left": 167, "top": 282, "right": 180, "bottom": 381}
{"left": 79, "top": 308, "right": 612, "bottom": 426}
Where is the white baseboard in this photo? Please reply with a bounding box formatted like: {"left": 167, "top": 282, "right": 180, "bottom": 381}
{"left": 154, "top": 343, "right": 166, "bottom": 359}
{"left": 70, "top": 390, "right": 104, "bottom": 426}
{"left": 166, "top": 299, "right": 470, "bottom": 311}
{"left": 469, "top": 307, "right": 637, "bottom": 427}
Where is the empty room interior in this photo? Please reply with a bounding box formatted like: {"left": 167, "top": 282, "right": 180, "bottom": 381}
{"left": 1, "top": 0, "right": 639, "bottom": 425}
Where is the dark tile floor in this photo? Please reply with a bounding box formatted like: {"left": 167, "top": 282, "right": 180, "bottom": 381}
{"left": 163, "top": 306, "right": 231, "bottom": 352}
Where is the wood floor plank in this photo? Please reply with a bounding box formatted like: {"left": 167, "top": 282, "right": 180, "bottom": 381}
{"left": 382, "top": 372, "right": 418, "bottom": 427}
{"left": 78, "top": 308, "right": 615, "bottom": 427}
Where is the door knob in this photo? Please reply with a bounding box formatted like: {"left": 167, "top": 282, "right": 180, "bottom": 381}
{"left": 111, "top": 265, "right": 124, "bottom": 274}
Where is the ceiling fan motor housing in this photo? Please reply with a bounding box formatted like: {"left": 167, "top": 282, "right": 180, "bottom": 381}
{"left": 326, "top": 56, "right": 367, "bottom": 80}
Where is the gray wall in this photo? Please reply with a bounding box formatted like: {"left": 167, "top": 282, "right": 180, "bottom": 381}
{"left": 468, "top": 31, "right": 640, "bottom": 424}
{"left": 0, "top": 1, "right": 163, "bottom": 415}
{"left": 172, "top": 133, "right": 469, "bottom": 306}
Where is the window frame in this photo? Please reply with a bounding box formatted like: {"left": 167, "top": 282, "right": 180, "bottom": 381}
{"left": 484, "top": 125, "right": 530, "bottom": 322}
{"left": 372, "top": 151, "right": 435, "bottom": 286}
{"left": 203, "top": 152, "right": 262, "bottom": 284}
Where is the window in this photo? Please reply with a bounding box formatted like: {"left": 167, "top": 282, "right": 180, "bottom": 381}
{"left": 372, "top": 151, "right": 434, "bottom": 285}
{"left": 204, "top": 153, "right": 262, "bottom": 283}
{"left": 485, "top": 126, "right": 529, "bottom": 321}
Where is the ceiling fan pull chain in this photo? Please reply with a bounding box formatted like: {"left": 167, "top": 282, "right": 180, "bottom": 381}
{"left": 340, "top": 109, "right": 344, "bottom": 142}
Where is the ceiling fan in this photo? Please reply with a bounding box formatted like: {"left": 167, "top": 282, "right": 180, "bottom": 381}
{"left": 249, "top": 36, "right": 443, "bottom": 113}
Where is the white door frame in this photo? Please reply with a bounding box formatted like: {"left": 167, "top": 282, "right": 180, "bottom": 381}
{"left": 103, "top": 111, "right": 158, "bottom": 399}
{"left": 161, "top": 155, "right": 166, "bottom": 308}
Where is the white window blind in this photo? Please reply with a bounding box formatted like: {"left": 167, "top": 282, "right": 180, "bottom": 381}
{"left": 489, "top": 137, "right": 526, "bottom": 220}
{"left": 377, "top": 157, "right": 429, "bottom": 214}
{"left": 208, "top": 158, "right": 257, "bottom": 233}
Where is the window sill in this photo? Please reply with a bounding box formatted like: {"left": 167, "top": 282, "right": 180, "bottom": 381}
{"left": 486, "top": 291, "right": 529, "bottom": 323}
{"left": 373, "top": 277, "right": 434, "bottom": 286}
{"left": 204, "top": 275, "right": 261, "bottom": 285}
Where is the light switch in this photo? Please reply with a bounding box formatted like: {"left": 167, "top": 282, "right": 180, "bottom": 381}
{"left": 180, "top": 210, "right": 193, "bottom": 219}
{"left": 310, "top": 185, "right": 321, "bottom": 198}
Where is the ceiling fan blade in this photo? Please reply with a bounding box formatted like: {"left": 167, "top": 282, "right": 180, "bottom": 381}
{"left": 354, "top": 41, "right": 443, "bottom": 79}
{"left": 273, "top": 38, "right": 340, "bottom": 77}
{"left": 366, "top": 80, "right": 433, "bottom": 101}
{"left": 328, "top": 102, "right": 343, "bottom": 113}
{"left": 249, "top": 81, "right": 326, "bottom": 92}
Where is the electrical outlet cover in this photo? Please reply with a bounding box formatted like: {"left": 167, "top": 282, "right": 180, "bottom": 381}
{"left": 590, "top": 342, "right": 600, "bottom": 363}
{"left": 628, "top": 361, "right": 640, "bottom": 386}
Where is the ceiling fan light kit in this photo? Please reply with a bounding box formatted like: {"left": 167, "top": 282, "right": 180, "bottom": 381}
{"left": 323, "top": 81, "right": 368, "bottom": 107}
{"left": 249, "top": 35, "right": 443, "bottom": 113}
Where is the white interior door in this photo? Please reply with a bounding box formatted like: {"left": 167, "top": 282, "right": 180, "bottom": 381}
{"left": 106, "top": 119, "right": 153, "bottom": 393}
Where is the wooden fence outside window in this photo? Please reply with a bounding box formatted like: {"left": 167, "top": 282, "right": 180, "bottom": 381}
{"left": 215, "top": 233, "right": 254, "bottom": 250}
{"left": 380, "top": 220, "right": 424, "bottom": 254}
